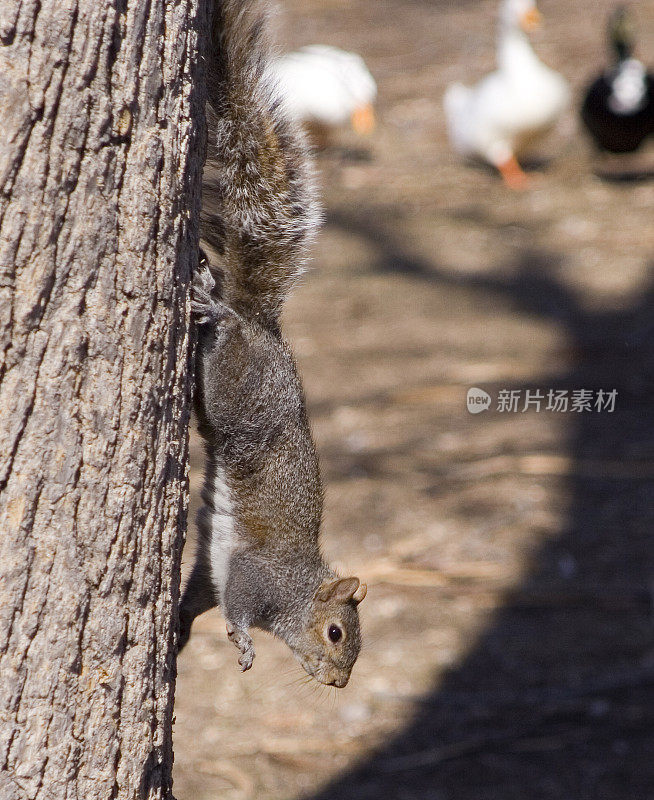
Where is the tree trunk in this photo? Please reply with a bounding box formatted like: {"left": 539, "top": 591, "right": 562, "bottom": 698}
{"left": 0, "top": 1, "right": 205, "bottom": 798}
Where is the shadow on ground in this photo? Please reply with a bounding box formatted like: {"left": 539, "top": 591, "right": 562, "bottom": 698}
{"left": 303, "top": 213, "right": 654, "bottom": 800}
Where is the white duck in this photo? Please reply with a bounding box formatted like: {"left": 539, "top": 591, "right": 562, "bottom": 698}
{"left": 444, "top": 0, "right": 570, "bottom": 188}
{"left": 270, "top": 45, "right": 377, "bottom": 137}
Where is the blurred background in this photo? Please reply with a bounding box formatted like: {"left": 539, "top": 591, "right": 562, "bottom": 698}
{"left": 174, "top": 1, "right": 654, "bottom": 798}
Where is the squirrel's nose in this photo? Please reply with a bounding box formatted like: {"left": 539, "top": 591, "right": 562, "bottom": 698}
{"left": 327, "top": 675, "right": 349, "bottom": 689}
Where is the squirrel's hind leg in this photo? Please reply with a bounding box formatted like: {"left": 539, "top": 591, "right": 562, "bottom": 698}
{"left": 192, "top": 254, "right": 234, "bottom": 326}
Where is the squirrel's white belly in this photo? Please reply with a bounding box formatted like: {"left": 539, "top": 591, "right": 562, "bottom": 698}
{"left": 208, "top": 462, "right": 238, "bottom": 606}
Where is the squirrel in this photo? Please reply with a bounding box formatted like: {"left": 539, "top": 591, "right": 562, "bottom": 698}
{"left": 178, "top": 0, "right": 367, "bottom": 688}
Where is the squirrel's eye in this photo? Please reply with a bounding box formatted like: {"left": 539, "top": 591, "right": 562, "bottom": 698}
{"left": 328, "top": 624, "right": 342, "bottom": 643}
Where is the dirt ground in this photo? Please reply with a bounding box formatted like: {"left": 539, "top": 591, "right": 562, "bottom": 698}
{"left": 173, "top": 1, "right": 654, "bottom": 798}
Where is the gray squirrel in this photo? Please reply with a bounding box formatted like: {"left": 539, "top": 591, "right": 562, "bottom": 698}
{"left": 178, "top": 0, "right": 367, "bottom": 688}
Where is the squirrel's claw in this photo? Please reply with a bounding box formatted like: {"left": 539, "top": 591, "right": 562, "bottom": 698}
{"left": 238, "top": 649, "right": 254, "bottom": 671}
{"left": 226, "top": 622, "right": 255, "bottom": 672}
{"left": 192, "top": 256, "right": 222, "bottom": 325}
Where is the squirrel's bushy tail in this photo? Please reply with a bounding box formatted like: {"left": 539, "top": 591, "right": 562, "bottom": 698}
{"left": 201, "top": 0, "right": 320, "bottom": 327}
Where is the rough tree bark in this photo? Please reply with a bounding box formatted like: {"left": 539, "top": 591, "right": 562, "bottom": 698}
{"left": 0, "top": 1, "right": 206, "bottom": 798}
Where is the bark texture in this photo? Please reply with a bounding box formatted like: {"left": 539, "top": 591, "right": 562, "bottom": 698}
{"left": 0, "top": 1, "right": 205, "bottom": 797}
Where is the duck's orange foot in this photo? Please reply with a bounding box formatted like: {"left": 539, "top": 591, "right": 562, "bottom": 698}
{"left": 351, "top": 104, "right": 376, "bottom": 136}
{"left": 498, "top": 155, "right": 530, "bottom": 190}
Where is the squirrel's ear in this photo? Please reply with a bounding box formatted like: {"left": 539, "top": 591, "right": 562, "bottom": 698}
{"left": 315, "top": 577, "right": 363, "bottom": 603}
{"left": 352, "top": 582, "right": 367, "bottom": 604}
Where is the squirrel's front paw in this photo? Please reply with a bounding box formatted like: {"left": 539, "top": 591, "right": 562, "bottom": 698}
{"left": 226, "top": 622, "right": 255, "bottom": 672}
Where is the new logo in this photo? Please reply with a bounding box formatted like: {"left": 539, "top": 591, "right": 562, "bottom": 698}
{"left": 466, "top": 387, "right": 491, "bottom": 414}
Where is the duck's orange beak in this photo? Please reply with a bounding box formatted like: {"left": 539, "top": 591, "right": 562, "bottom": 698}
{"left": 520, "top": 6, "right": 542, "bottom": 32}
{"left": 351, "top": 104, "right": 376, "bottom": 135}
